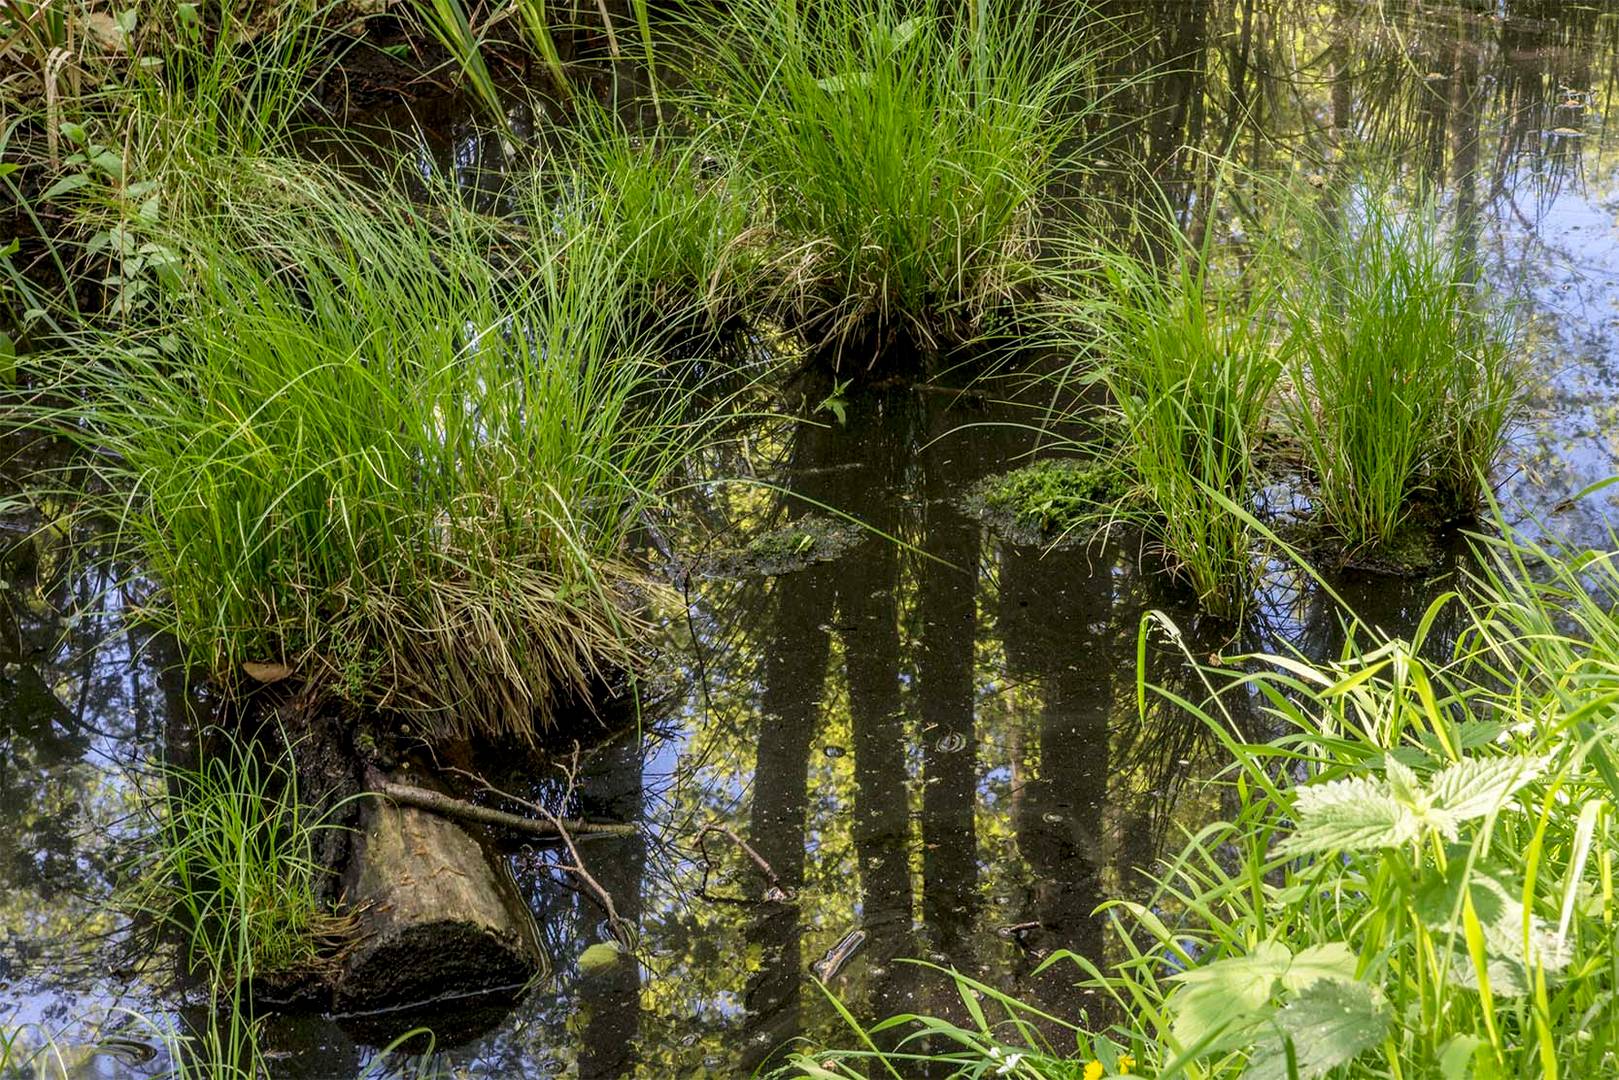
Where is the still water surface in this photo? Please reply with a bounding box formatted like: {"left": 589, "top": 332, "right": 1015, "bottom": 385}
{"left": 7, "top": 0, "right": 1619, "bottom": 1074}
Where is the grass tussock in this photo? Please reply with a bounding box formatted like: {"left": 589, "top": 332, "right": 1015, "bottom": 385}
{"left": 26, "top": 158, "right": 698, "bottom": 740}
{"left": 1283, "top": 194, "right": 1525, "bottom": 551}
{"left": 528, "top": 102, "right": 760, "bottom": 329}
{"left": 126, "top": 731, "right": 348, "bottom": 988}
{"left": 1075, "top": 237, "right": 1278, "bottom": 618}
{"left": 685, "top": 0, "right": 1100, "bottom": 359}
{"left": 793, "top": 511, "right": 1619, "bottom": 1077}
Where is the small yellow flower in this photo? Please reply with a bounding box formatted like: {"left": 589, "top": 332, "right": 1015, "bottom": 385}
{"left": 1083, "top": 1055, "right": 1135, "bottom": 1079}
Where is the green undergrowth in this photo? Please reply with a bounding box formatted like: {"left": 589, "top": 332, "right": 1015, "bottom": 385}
{"left": 1017, "top": 183, "right": 1530, "bottom": 617}
{"left": 527, "top": 101, "right": 760, "bottom": 331}
{"left": 124, "top": 730, "right": 347, "bottom": 989}
{"left": 20, "top": 156, "right": 705, "bottom": 740}
{"left": 1283, "top": 194, "right": 1525, "bottom": 552}
{"left": 791, "top": 502, "right": 1619, "bottom": 1078}
{"left": 681, "top": 0, "right": 1104, "bottom": 360}
{"left": 969, "top": 457, "right": 1128, "bottom": 545}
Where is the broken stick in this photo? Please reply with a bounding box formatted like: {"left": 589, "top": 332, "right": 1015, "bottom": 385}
{"left": 372, "top": 777, "right": 637, "bottom": 841}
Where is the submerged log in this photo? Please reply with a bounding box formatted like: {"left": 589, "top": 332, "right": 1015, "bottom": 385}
{"left": 334, "top": 783, "right": 546, "bottom": 1014}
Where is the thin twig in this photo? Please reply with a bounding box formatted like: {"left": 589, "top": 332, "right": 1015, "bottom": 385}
{"left": 694, "top": 822, "right": 795, "bottom": 904}
{"left": 370, "top": 774, "right": 635, "bottom": 840}
{"left": 437, "top": 754, "right": 635, "bottom": 948}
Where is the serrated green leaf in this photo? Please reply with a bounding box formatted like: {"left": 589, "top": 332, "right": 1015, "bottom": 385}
{"left": 1169, "top": 942, "right": 1290, "bottom": 1047}
{"left": 1387, "top": 757, "right": 1424, "bottom": 804}
{"left": 1280, "top": 942, "right": 1358, "bottom": 992}
{"left": 1245, "top": 980, "right": 1391, "bottom": 1080}
{"left": 1414, "top": 862, "right": 1570, "bottom": 997}
{"left": 1428, "top": 756, "right": 1544, "bottom": 821}
{"left": 1278, "top": 775, "right": 1417, "bottom": 855}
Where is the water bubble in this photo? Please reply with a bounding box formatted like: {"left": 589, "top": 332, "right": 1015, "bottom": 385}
{"left": 1042, "top": 812, "right": 1066, "bottom": 824}
{"left": 935, "top": 732, "right": 967, "bottom": 753}
{"left": 823, "top": 745, "right": 846, "bottom": 758}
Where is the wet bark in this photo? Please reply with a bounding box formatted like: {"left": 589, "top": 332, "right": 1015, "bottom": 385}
{"left": 334, "top": 779, "right": 545, "bottom": 1014}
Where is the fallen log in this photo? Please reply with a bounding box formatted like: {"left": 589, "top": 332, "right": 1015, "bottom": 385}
{"left": 372, "top": 778, "right": 638, "bottom": 841}
{"left": 334, "top": 784, "right": 546, "bottom": 1014}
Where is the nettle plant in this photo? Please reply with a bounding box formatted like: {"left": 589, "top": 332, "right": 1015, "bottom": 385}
{"left": 1164, "top": 751, "right": 1553, "bottom": 1079}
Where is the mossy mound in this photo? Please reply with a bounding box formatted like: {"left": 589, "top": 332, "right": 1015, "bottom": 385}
{"left": 1277, "top": 518, "right": 1448, "bottom": 577}
{"left": 967, "top": 457, "right": 1127, "bottom": 546}
{"left": 701, "top": 512, "right": 866, "bottom": 578}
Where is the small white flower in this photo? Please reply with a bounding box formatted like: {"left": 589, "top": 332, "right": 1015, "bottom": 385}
{"left": 991, "top": 1049, "right": 1025, "bottom": 1075}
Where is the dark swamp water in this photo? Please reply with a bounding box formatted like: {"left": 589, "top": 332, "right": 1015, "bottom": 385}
{"left": 10, "top": 0, "right": 1619, "bottom": 1075}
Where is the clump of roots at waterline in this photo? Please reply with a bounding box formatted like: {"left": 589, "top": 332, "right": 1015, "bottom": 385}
{"left": 680, "top": 0, "right": 1104, "bottom": 355}
{"left": 25, "top": 158, "right": 700, "bottom": 740}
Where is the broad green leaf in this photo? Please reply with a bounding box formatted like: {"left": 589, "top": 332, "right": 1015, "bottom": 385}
{"left": 1280, "top": 942, "right": 1357, "bottom": 991}
{"left": 1169, "top": 942, "right": 1289, "bottom": 1047}
{"left": 817, "top": 71, "right": 872, "bottom": 92}
{"left": 888, "top": 17, "right": 921, "bottom": 48}
{"left": 40, "top": 173, "right": 91, "bottom": 201}
{"left": 1414, "top": 862, "right": 1569, "bottom": 997}
{"left": 1278, "top": 775, "right": 1416, "bottom": 855}
{"left": 1245, "top": 980, "right": 1391, "bottom": 1080}
{"left": 89, "top": 149, "right": 123, "bottom": 181}
{"left": 1438, "top": 1034, "right": 1484, "bottom": 1080}
{"left": 1428, "top": 756, "right": 1544, "bottom": 821}
{"left": 1386, "top": 757, "right": 1424, "bottom": 805}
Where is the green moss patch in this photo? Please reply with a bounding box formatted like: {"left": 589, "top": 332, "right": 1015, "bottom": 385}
{"left": 1278, "top": 517, "right": 1447, "bottom": 577}
{"left": 967, "top": 457, "right": 1127, "bottom": 546}
{"left": 701, "top": 512, "right": 866, "bottom": 578}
